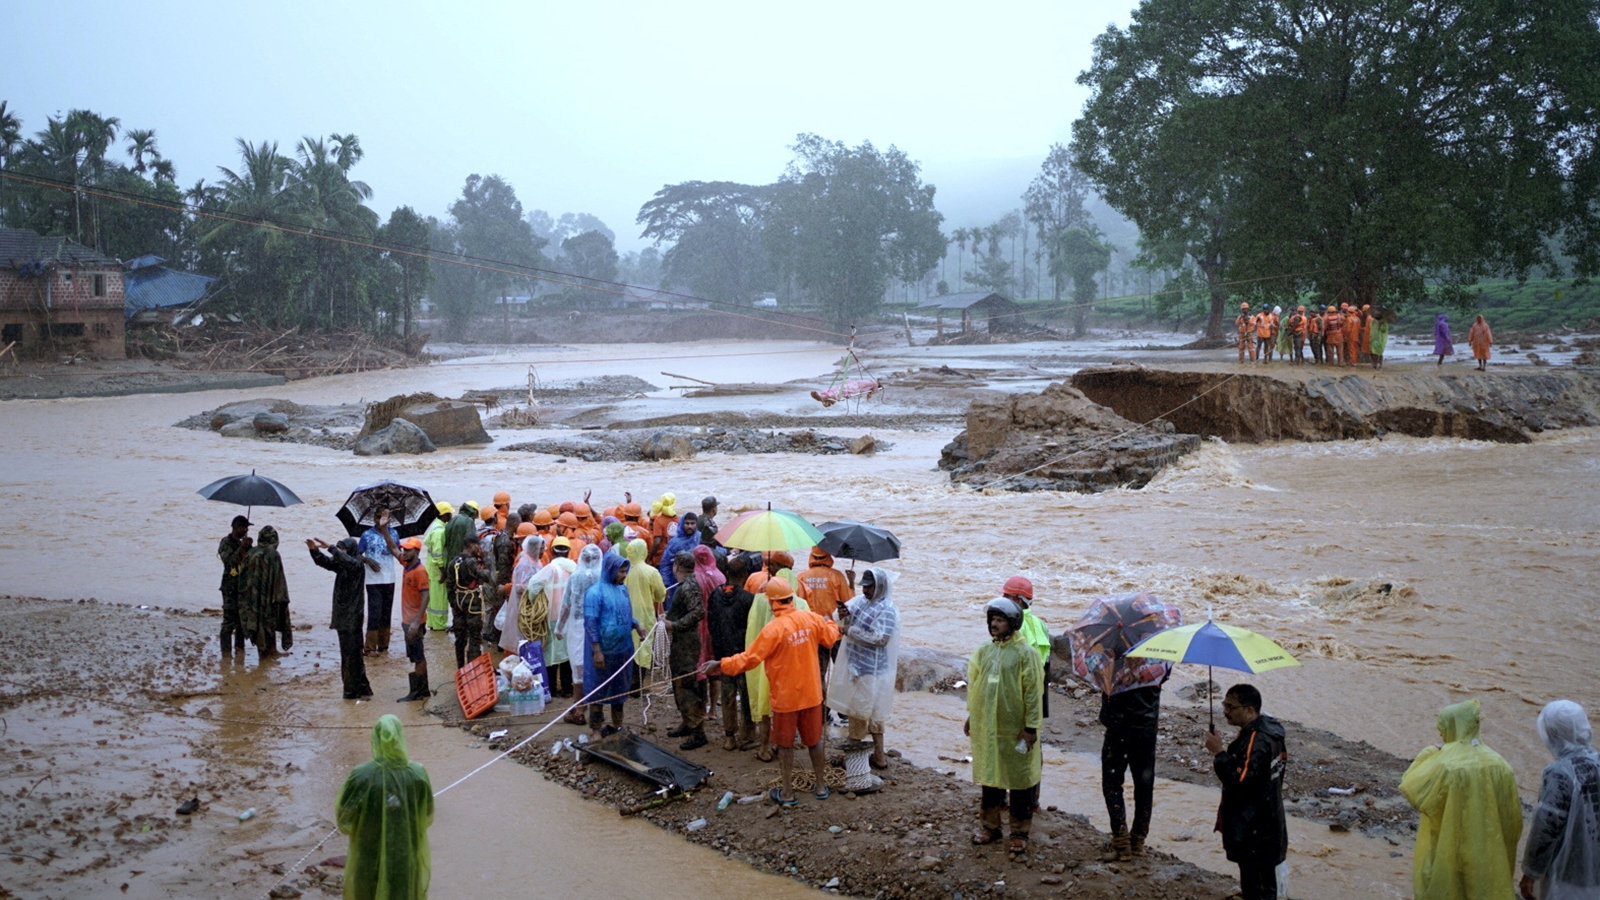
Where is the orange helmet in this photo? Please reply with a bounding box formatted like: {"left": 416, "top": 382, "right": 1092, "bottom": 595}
{"left": 493, "top": 490, "right": 510, "bottom": 506}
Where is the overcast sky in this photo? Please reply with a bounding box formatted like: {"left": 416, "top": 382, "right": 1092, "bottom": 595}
{"left": 5, "top": 0, "right": 1136, "bottom": 251}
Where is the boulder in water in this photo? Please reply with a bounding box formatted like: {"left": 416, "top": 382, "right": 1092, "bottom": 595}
{"left": 352, "top": 418, "right": 437, "bottom": 456}
{"left": 640, "top": 432, "right": 695, "bottom": 460}
{"left": 218, "top": 420, "right": 256, "bottom": 438}
{"left": 252, "top": 412, "right": 290, "bottom": 435}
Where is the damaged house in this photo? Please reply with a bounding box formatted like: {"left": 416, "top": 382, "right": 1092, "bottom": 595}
{"left": 0, "top": 228, "right": 126, "bottom": 358}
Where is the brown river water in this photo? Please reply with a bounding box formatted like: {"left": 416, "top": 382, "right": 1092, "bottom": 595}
{"left": 2, "top": 339, "right": 1596, "bottom": 898}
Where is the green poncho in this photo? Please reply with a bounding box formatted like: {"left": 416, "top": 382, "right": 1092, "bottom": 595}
{"left": 1399, "top": 699, "right": 1522, "bottom": 900}
{"left": 1369, "top": 319, "right": 1390, "bottom": 356}
{"left": 967, "top": 633, "right": 1043, "bottom": 790}
{"left": 238, "top": 526, "right": 288, "bottom": 638}
{"left": 336, "top": 716, "right": 434, "bottom": 900}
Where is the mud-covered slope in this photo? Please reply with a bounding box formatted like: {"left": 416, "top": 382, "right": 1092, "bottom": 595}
{"left": 939, "top": 383, "right": 1201, "bottom": 492}
{"left": 1071, "top": 365, "right": 1600, "bottom": 443}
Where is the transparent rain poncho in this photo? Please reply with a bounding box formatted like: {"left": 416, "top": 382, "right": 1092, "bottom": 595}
{"left": 336, "top": 715, "right": 434, "bottom": 900}
{"left": 1400, "top": 698, "right": 1522, "bottom": 900}
{"left": 826, "top": 567, "right": 900, "bottom": 725}
{"left": 966, "top": 631, "right": 1043, "bottom": 791}
{"left": 1524, "top": 700, "right": 1600, "bottom": 900}
{"left": 559, "top": 545, "right": 604, "bottom": 681}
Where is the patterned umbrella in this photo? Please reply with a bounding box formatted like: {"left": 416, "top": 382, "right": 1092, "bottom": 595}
{"left": 714, "top": 504, "right": 823, "bottom": 552}
{"left": 1066, "top": 592, "right": 1184, "bottom": 697}
{"left": 335, "top": 480, "right": 438, "bottom": 538}
{"left": 1127, "top": 619, "right": 1300, "bottom": 729}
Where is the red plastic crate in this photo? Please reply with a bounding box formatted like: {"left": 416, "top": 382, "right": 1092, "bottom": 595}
{"left": 455, "top": 652, "right": 498, "bottom": 720}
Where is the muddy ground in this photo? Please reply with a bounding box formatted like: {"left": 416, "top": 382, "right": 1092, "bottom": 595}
{"left": 434, "top": 685, "right": 1243, "bottom": 900}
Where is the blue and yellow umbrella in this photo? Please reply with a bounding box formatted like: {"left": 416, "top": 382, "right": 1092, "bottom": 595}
{"left": 1126, "top": 619, "right": 1299, "bottom": 729}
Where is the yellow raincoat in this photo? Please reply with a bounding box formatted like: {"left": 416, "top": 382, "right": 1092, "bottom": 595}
{"left": 1400, "top": 699, "right": 1522, "bottom": 900}
{"left": 967, "top": 633, "right": 1043, "bottom": 790}
{"left": 623, "top": 539, "right": 664, "bottom": 668}
{"left": 422, "top": 519, "right": 449, "bottom": 630}
{"left": 742, "top": 581, "right": 807, "bottom": 721}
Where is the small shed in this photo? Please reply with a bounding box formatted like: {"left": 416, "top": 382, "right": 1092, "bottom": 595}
{"left": 0, "top": 228, "right": 126, "bottom": 358}
{"left": 918, "top": 292, "right": 1023, "bottom": 334}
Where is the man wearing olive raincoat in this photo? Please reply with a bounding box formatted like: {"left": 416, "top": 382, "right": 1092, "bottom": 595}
{"left": 336, "top": 715, "right": 433, "bottom": 899}
{"left": 1400, "top": 698, "right": 1522, "bottom": 900}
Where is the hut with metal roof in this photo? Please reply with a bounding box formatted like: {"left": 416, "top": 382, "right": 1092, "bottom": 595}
{"left": 917, "top": 291, "right": 1023, "bottom": 334}
{"left": 0, "top": 228, "right": 126, "bottom": 358}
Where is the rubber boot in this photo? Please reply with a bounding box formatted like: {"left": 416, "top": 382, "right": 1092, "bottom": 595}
{"left": 220, "top": 633, "right": 233, "bottom": 656}
{"left": 234, "top": 631, "right": 247, "bottom": 653}
{"left": 397, "top": 672, "right": 428, "bottom": 702}
{"left": 378, "top": 627, "right": 392, "bottom": 653}
{"left": 1129, "top": 832, "right": 1146, "bottom": 857}
{"left": 280, "top": 627, "right": 292, "bottom": 650}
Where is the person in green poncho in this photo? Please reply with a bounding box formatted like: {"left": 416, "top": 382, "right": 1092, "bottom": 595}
{"left": 965, "top": 597, "right": 1043, "bottom": 856}
{"left": 336, "top": 715, "right": 434, "bottom": 900}
{"left": 1368, "top": 311, "right": 1390, "bottom": 370}
{"left": 422, "top": 503, "right": 453, "bottom": 631}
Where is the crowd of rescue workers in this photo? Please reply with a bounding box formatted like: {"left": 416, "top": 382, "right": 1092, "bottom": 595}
{"left": 215, "top": 490, "right": 1593, "bottom": 900}
{"left": 1236, "top": 301, "right": 1497, "bottom": 371}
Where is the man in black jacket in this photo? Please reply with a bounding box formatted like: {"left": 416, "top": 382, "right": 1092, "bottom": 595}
{"left": 1205, "top": 683, "right": 1288, "bottom": 900}
{"left": 309, "top": 537, "right": 373, "bottom": 700}
{"left": 217, "top": 515, "right": 253, "bottom": 656}
{"left": 1100, "top": 676, "right": 1165, "bottom": 860}
{"left": 709, "top": 553, "right": 755, "bottom": 750}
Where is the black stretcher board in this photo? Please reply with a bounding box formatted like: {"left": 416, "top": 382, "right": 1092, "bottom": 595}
{"left": 579, "top": 732, "right": 713, "bottom": 792}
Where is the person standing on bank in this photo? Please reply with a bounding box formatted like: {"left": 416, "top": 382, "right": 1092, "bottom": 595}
{"left": 217, "top": 514, "right": 253, "bottom": 656}
{"left": 309, "top": 536, "right": 373, "bottom": 700}
{"left": 665, "top": 552, "right": 709, "bottom": 750}
{"left": 1521, "top": 700, "right": 1600, "bottom": 900}
{"left": 359, "top": 508, "right": 402, "bottom": 657}
{"left": 1099, "top": 652, "right": 1169, "bottom": 861}
{"left": 395, "top": 538, "right": 432, "bottom": 702}
{"left": 1204, "top": 684, "right": 1288, "bottom": 900}
{"left": 239, "top": 525, "right": 291, "bottom": 662}
{"left": 966, "top": 598, "right": 1043, "bottom": 856}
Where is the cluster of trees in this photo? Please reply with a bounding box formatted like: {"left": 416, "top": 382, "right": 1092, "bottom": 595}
{"left": 1070, "top": 0, "right": 1600, "bottom": 338}
{"left": 638, "top": 134, "right": 947, "bottom": 332}
{"left": 0, "top": 103, "right": 434, "bottom": 335}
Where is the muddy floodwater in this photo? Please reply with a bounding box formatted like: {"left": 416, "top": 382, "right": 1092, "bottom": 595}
{"left": 1, "top": 336, "right": 1596, "bottom": 898}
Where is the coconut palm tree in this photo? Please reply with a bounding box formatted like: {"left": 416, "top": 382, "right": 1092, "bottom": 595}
{"left": 0, "top": 101, "right": 21, "bottom": 226}
{"left": 125, "top": 128, "right": 157, "bottom": 174}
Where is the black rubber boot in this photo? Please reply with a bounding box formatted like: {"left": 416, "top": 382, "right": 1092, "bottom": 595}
{"left": 220, "top": 633, "right": 232, "bottom": 656}
{"left": 398, "top": 673, "right": 428, "bottom": 702}
{"left": 679, "top": 729, "right": 708, "bottom": 751}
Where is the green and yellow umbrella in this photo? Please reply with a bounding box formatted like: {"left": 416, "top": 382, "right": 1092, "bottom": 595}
{"left": 1126, "top": 620, "right": 1299, "bottom": 730}
{"left": 714, "top": 504, "right": 824, "bottom": 552}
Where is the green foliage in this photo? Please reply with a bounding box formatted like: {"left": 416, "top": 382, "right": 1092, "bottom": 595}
{"left": 1023, "top": 144, "right": 1093, "bottom": 303}
{"left": 1054, "top": 227, "right": 1112, "bottom": 336}
{"left": 378, "top": 206, "right": 432, "bottom": 337}
{"left": 1072, "top": 0, "right": 1600, "bottom": 326}
{"left": 765, "top": 134, "right": 945, "bottom": 333}
{"left": 637, "top": 180, "right": 774, "bottom": 305}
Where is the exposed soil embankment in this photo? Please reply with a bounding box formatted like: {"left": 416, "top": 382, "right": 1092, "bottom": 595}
{"left": 1072, "top": 365, "right": 1600, "bottom": 443}
{"left": 939, "top": 383, "right": 1201, "bottom": 492}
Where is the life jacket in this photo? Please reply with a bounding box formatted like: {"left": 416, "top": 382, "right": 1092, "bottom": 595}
{"left": 1254, "top": 314, "right": 1274, "bottom": 339}
{"left": 1236, "top": 313, "right": 1252, "bottom": 336}
{"left": 1324, "top": 312, "right": 1345, "bottom": 338}
{"left": 1289, "top": 313, "right": 1306, "bottom": 335}
{"left": 1308, "top": 314, "right": 1324, "bottom": 337}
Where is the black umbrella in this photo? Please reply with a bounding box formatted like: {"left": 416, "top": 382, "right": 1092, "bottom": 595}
{"left": 815, "top": 520, "right": 900, "bottom": 563}
{"left": 336, "top": 480, "right": 438, "bottom": 538}
{"left": 198, "top": 470, "right": 303, "bottom": 519}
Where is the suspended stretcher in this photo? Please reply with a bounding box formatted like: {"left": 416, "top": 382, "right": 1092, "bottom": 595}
{"left": 810, "top": 330, "right": 882, "bottom": 408}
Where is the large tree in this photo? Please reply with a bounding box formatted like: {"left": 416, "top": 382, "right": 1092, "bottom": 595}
{"left": 1072, "top": 0, "right": 1600, "bottom": 319}
{"left": 637, "top": 180, "right": 774, "bottom": 306}
{"left": 764, "top": 134, "right": 946, "bottom": 333}
{"left": 1054, "top": 227, "right": 1112, "bottom": 336}
{"left": 378, "top": 205, "right": 432, "bottom": 337}
{"left": 448, "top": 174, "right": 545, "bottom": 330}
{"left": 1023, "top": 144, "right": 1094, "bottom": 310}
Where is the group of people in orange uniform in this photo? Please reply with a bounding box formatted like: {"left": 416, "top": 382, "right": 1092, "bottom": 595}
{"left": 1235, "top": 301, "right": 1391, "bottom": 369}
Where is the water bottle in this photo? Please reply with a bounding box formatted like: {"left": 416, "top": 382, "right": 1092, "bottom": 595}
{"left": 686, "top": 818, "right": 708, "bottom": 832}
{"left": 717, "top": 791, "right": 734, "bottom": 811}
{"left": 1015, "top": 738, "right": 1029, "bottom": 754}
{"left": 238, "top": 808, "right": 257, "bottom": 822}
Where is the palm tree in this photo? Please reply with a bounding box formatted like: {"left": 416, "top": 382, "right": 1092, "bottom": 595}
{"left": 150, "top": 158, "right": 176, "bottom": 183}
{"left": 125, "top": 128, "right": 157, "bottom": 174}
{"left": 63, "top": 110, "right": 119, "bottom": 248}
{"left": 0, "top": 101, "right": 21, "bottom": 226}
{"left": 952, "top": 227, "right": 970, "bottom": 286}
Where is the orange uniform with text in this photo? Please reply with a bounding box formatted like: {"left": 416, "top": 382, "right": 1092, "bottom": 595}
{"left": 718, "top": 581, "right": 840, "bottom": 713}
{"left": 795, "top": 548, "right": 852, "bottom": 620}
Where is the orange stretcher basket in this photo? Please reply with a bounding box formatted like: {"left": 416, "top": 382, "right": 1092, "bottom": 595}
{"left": 455, "top": 652, "right": 498, "bottom": 720}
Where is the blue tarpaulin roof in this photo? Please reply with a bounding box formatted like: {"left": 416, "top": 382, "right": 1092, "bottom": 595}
{"left": 124, "top": 264, "right": 218, "bottom": 316}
